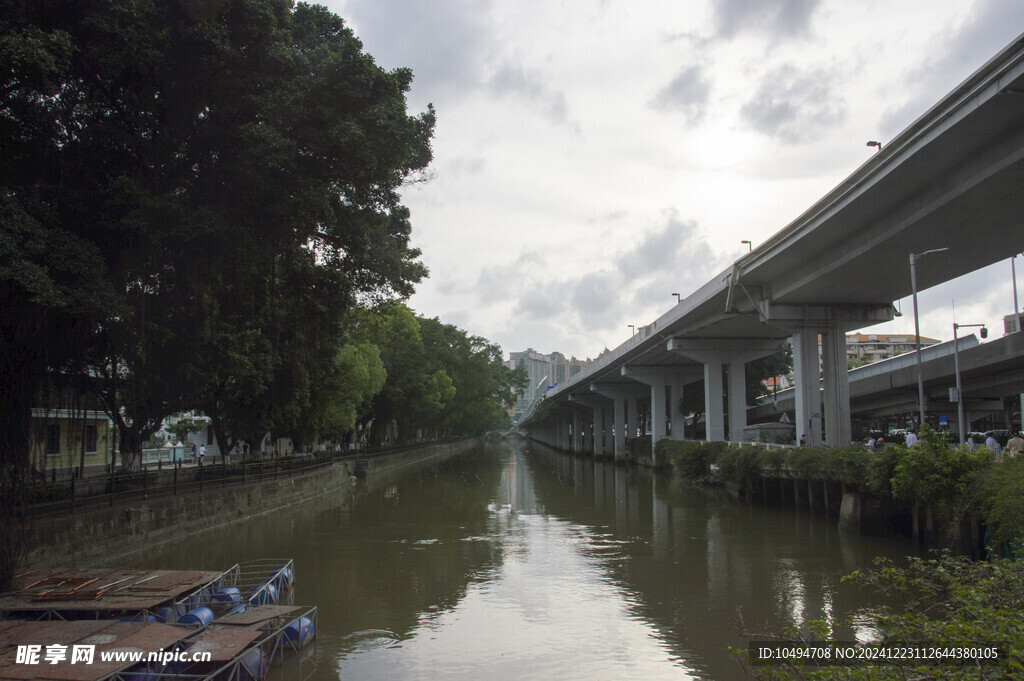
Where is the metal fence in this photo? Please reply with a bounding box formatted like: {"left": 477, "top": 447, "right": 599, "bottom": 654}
{"left": 23, "top": 438, "right": 468, "bottom": 519}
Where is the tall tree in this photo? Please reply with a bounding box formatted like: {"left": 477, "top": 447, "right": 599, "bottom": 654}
{"left": 0, "top": 0, "right": 433, "bottom": 584}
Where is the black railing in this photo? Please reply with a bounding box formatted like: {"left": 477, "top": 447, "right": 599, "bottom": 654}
{"left": 23, "top": 438, "right": 469, "bottom": 519}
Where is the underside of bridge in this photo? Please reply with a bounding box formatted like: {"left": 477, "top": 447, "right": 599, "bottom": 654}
{"left": 522, "top": 33, "right": 1024, "bottom": 462}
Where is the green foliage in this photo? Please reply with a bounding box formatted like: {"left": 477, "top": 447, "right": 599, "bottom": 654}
{"left": 294, "top": 342, "right": 387, "bottom": 444}
{"left": 627, "top": 436, "right": 652, "bottom": 460}
{"left": 352, "top": 303, "right": 519, "bottom": 442}
{"left": 657, "top": 440, "right": 727, "bottom": 481}
{"left": 787, "top": 447, "right": 823, "bottom": 478}
{"left": 734, "top": 552, "right": 1024, "bottom": 680}
{"left": 823, "top": 446, "right": 870, "bottom": 485}
{"left": 972, "top": 457, "right": 1024, "bottom": 548}
{"left": 164, "top": 417, "right": 206, "bottom": 445}
{"left": 890, "top": 425, "right": 989, "bottom": 506}
{"left": 719, "top": 446, "right": 764, "bottom": 493}
{"left": 758, "top": 448, "right": 784, "bottom": 471}
{"left": 2, "top": 0, "right": 437, "bottom": 468}
{"left": 746, "top": 347, "right": 794, "bottom": 405}
{"left": 864, "top": 444, "right": 902, "bottom": 496}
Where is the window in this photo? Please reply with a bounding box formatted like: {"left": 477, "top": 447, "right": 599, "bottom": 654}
{"left": 86, "top": 424, "right": 98, "bottom": 453}
{"left": 45, "top": 425, "right": 60, "bottom": 456}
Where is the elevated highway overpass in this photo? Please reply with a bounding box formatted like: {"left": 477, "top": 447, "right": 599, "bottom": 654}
{"left": 749, "top": 331, "right": 1024, "bottom": 435}
{"left": 521, "top": 32, "right": 1024, "bottom": 460}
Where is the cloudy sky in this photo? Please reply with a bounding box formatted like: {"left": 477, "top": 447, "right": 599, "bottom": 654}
{"left": 324, "top": 0, "right": 1023, "bottom": 360}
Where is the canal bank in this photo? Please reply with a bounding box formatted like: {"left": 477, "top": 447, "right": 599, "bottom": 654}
{"left": 23, "top": 439, "right": 479, "bottom": 570}
{"left": 531, "top": 434, "right": 989, "bottom": 554}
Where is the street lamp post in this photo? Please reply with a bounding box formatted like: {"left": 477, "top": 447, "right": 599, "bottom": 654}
{"left": 628, "top": 324, "right": 635, "bottom": 336}
{"left": 1013, "top": 254, "right": 1023, "bottom": 432}
{"left": 953, "top": 323, "right": 988, "bottom": 443}
{"left": 672, "top": 293, "right": 681, "bottom": 304}
{"left": 909, "top": 248, "right": 949, "bottom": 428}
{"left": 741, "top": 240, "right": 752, "bottom": 252}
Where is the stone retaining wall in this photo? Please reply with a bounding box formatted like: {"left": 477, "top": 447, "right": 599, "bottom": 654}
{"left": 23, "top": 439, "right": 478, "bottom": 570}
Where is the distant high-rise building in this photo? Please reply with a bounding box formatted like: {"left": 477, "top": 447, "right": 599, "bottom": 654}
{"left": 846, "top": 332, "right": 940, "bottom": 365}
{"left": 508, "top": 349, "right": 597, "bottom": 421}
{"left": 549, "top": 351, "right": 593, "bottom": 385}
{"left": 509, "top": 349, "right": 551, "bottom": 420}
{"left": 1004, "top": 310, "right": 1023, "bottom": 335}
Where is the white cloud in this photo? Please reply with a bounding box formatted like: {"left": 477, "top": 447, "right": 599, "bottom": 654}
{"left": 649, "top": 66, "right": 712, "bottom": 124}
{"left": 739, "top": 63, "right": 845, "bottom": 143}
{"left": 324, "top": 0, "right": 1023, "bottom": 359}
{"left": 713, "top": 0, "right": 823, "bottom": 39}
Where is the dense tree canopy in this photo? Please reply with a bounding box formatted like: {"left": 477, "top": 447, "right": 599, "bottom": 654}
{"left": 0, "top": 0, "right": 436, "bottom": 587}
{"left": 353, "top": 303, "right": 526, "bottom": 445}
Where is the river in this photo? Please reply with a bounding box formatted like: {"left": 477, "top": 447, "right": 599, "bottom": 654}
{"left": 134, "top": 437, "right": 916, "bottom": 680}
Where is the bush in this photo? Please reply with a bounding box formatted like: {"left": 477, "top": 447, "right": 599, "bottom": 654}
{"left": 719, "top": 446, "right": 764, "bottom": 493}
{"left": 757, "top": 448, "right": 784, "bottom": 472}
{"left": 822, "top": 446, "right": 870, "bottom": 484}
{"left": 972, "top": 457, "right": 1024, "bottom": 548}
{"left": 864, "top": 444, "right": 902, "bottom": 496}
{"left": 626, "top": 435, "right": 651, "bottom": 461}
{"left": 891, "top": 425, "right": 989, "bottom": 507}
{"left": 787, "top": 447, "right": 824, "bottom": 478}
{"left": 733, "top": 552, "right": 1024, "bottom": 680}
{"left": 657, "top": 440, "right": 730, "bottom": 481}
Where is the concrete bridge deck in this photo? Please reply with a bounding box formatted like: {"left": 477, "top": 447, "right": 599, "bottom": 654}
{"left": 522, "top": 32, "right": 1024, "bottom": 460}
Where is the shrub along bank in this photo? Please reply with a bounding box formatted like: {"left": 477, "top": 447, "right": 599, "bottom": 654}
{"left": 656, "top": 425, "right": 1022, "bottom": 551}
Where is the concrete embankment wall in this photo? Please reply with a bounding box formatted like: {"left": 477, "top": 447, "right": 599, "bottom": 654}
{"left": 24, "top": 439, "right": 478, "bottom": 570}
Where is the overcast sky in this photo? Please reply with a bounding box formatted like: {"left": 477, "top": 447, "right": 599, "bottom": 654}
{"left": 324, "top": 0, "right": 1023, "bottom": 360}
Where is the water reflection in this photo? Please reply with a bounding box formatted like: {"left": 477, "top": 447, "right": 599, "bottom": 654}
{"left": 133, "top": 438, "right": 912, "bottom": 680}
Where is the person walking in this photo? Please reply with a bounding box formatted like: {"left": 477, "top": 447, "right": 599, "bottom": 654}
{"left": 1006, "top": 431, "right": 1024, "bottom": 457}
{"left": 199, "top": 444, "right": 206, "bottom": 465}
{"left": 905, "top": 430, "right": 918, "bottom": 446}
{"left": 191, "top": 443, "right": 197, "bottom": 464}
{"left": 985, "top": 433, "right": 1001, "bottom": 460}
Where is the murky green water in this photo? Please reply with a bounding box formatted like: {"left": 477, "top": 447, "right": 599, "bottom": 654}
{"left": 134, "top": 438, "right": 914, "bottom": 680}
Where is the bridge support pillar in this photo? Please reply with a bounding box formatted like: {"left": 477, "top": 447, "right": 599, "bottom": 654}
{"left": 572, "top": 410, "right": 582, "bottom": 453}
{"left": 668, "top": 374, "right": 688, "bottom": 439}
{"left": 591, "top": 383, "right": 648, "bottom": 462}
{"left": 570, "top": 393, "right": 610, "bottom": 456}
{"left": 762, "top": 302, "right": 893, "bottom": 447}
{"left": 613, "top": 396, "right": 626, "bottom": 459}
{"left": 668, "top": 338, "right": 789, "bottom": 443}
{"left": 822, "top": 327, "right": 852, "bottom": 447}
{"left": 790, "top": 325, "right": 853, "bottom": 447}
{"left": 594, "top": 402, "right": 608, "bottom": 455}
{"left": 792, "top": 327, "right": 823, "bottom": 447}
{"left": 703, "top": 359, "right": 725, "bottom": 442}
{"left": 622, "top": 366, "right": 701, "bottom": 464}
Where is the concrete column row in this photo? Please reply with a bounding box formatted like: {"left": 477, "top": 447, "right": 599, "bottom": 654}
{"left": 525, "top": 312, "right": 874, "bottom": 451}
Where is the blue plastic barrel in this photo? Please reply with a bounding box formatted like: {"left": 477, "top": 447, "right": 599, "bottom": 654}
{"left": 119, "top": 613, "right": 157, "bottom": 623}
{"left": 238, "top": 648, "right": 269, "bottom": 681}
{"left": 178, "top": 606, "right": 214, "bottom": 626}
{"left": 213, "top": 586, "right": 241, "bottom": 603}
{"left": 154, "top": 606, "right": 179, "bottom": 623}
{"left": 283, "top": 616, "right": 315, "bottom": 648}
{"left": 275, "top": 566, "right": 295, "bottom": 590}
{"left": 251, "top": 582, "right": 278, "bottom": 605}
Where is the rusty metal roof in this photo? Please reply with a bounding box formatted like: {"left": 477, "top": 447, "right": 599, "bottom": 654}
{"left": 215, "top": 605, "right": 303, "bottom": 626}
{"left": 0, "top": 620, "right": 186, "bottom": 681}
{"left": 183, "top": 624, "right": 263, "bottom": 663}
{"left": 1, "top": 569, "right": 221, "bottom": 615}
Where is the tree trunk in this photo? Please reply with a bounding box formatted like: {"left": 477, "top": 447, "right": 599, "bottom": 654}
{"left": 0, "top": 399, "right": 32, "bottom": 592}
{"left": 0, "top": 332, "right": 43, "bottom": 591}
{"left": 118, "top": 425, "right": 143, "bottom": 472}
